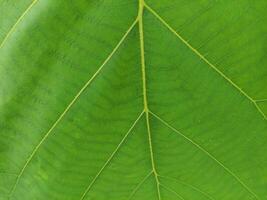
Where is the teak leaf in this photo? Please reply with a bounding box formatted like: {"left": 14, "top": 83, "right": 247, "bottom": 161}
{"left": 0, "top": 0, "right": 267, "bottom": 199}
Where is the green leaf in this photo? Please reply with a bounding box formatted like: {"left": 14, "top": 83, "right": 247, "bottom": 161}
{"left": 1, "top": 0, "right": 267, "bottom": 199}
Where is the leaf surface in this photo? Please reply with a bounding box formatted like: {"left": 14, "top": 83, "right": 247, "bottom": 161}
{"left": 0, "top": 0, "right": 267, "bottom": 200}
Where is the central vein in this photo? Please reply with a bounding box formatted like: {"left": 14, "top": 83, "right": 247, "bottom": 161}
{"left": 138, "top": 1, "right": 161, "bottom": 199}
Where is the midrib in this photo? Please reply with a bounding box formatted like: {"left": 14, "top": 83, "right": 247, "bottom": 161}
{"left": 138, "top": 0, "right": 162, "bottom": 199}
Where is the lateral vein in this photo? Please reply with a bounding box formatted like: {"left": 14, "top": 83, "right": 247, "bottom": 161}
{"left": 149, "top": 110, "right": 259, "bottom": 200}
{"left": 144, "top": 3, "right": 267, "bottom": 121}
{"left": 158, "top": 175, "right": 215, "bottom": 200}
{"left": 127, "top": 170, "right": 153, "bottom": 200}
{"left": 79, "top": 111, "right": 144, "bottom": 200}
{"left": 0, "top": 0, "right": 38, "bottom": 49}
{"left": 160, "top": 183, "right": 185, "bottom": 200}
{"left": 8, "top": 18, "right": 138, "bottom": 197}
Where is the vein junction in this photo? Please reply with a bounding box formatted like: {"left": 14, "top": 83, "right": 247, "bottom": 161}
{"left": 137, "top": 0, "right": 260, "bottom": 199}
{"left": 3, "top": 0, "right": 263, "bottom": 199}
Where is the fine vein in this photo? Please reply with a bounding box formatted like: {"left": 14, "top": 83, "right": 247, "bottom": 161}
{"left": 149, "top": 110, "right": 259, "bottom": 199}
{"left": 138, "top": 1, "right": 161, "bottom": 200}
{"left": 127, "top": 170, "right": 153, "bottom": 200}
{"left": 8, "top": 19, "right": 137, "bottom": 197}
{"left": 0, "top": 0, "right": 38, "bottom": 49}
{"left": 79, "top": 111, "right": 144, "bottom": 200}
{"left": 144, "top": 3, "right": 267, "bottom": 121}
{"left": 255, "top": 98, "right": 267, "bottom": 103}
{"left": 160, "top": 184, "right": 185, "bottom": 200}
{"left": 158, "top": 175, "right": 215, "bottom": 200}
{"left": 4, "top": 1, "right": 264, "bottom": 199}
{"left": 0, "top": 171, "right": 18, "bottom": 176}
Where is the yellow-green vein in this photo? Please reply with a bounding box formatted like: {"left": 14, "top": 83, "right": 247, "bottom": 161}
{"left": 127, "top": 170, "right": 153, "bottom": 200}
{"left": 8, "top": 18, "right": 138, "bottom": 197}
{"left": 149, "top": 110, "right": 259, "bottom": 200}
{"left": 0, "top": 0, "right": 38, "bottom": 49}
{"left": 158, "top": 175, "right": 215, "bottom": 200}
{"left": 255, "top": 98, "right": 267, "bottom": 103}
{"left": 79, "top": 111, "right": 144, "bottom": 200}
{"left": 160, "top": 184, "right": 185, "bottom": 200}
{"left": 144, "top": 3, "right": 267, "bottom": 121}
{"left": 138, "top": 1, "right": 161, "bottom": 200}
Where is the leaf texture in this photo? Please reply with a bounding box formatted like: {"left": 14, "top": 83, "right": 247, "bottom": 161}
{"left": 0, "top": 0, "right": 267, "bottom": 200}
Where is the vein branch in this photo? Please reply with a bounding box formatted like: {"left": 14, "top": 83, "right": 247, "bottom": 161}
{"left": 255, "top": 98, "right": 267, "bottom": 103}
{"left": 160, "top": 183, "right": 185, "bottom": 200}
{"left": 79, "top": 111, "right": 144, "bottom": 200}
{"left": 127, "top": 170, "right": 153, "bottom": 200}
{"left": 144, "top": 3, "right": 267, "bottom": 121}
{"left": 158, "top": 175, "right": 215, "bottom": 200}
{"left": 0, "top": 0, "right": 38, "bottom": 49}
{"left": 149, "top": 110, "right": 259, "bottom": 200}
{"left": 8, "top": 18, "right": 137, "bottom": 197}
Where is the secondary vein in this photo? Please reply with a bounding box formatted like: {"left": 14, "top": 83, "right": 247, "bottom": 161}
{"left": 0, "top": 0, "right": 38, "bottom": 49}
{"left": 8, "top": 18, "right": 138, "bottom": 197}
{"left": 158, "top": 175, "right": 215, "bottom": 200}
{"left": 79, "top": 111, "right": 144, "bottom": 200}
{"left": 144, "top": 3, "right": 267, "bottom": 121}
{"left": 149, "top": 110, "right": 260, "bottom": 200}
{"left": 127, "top": 170, "right": 153, "bottom": 200}
{"left": 160, "top": 184, "right": 186, "bottom": 200}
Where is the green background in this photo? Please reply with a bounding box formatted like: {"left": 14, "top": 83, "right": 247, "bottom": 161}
{"left": 0, "top": 0, "right": 267, "bottom": 199}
